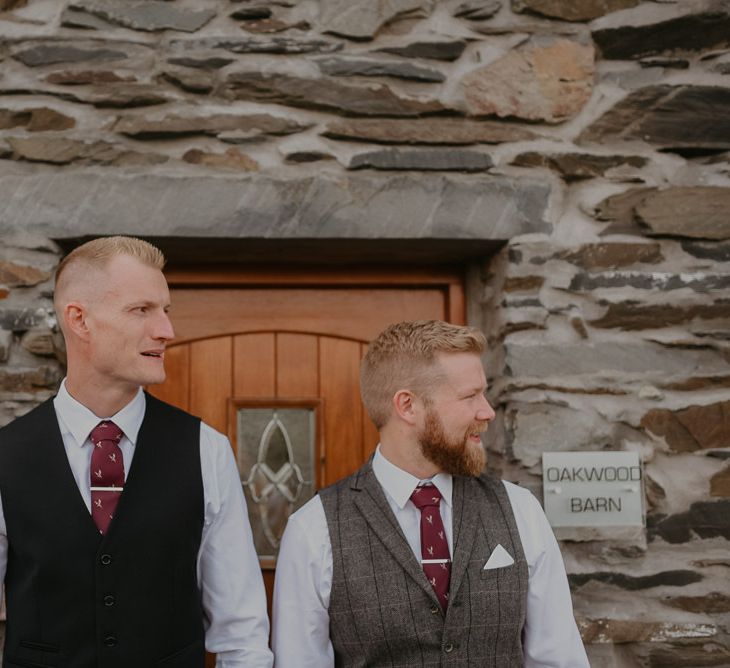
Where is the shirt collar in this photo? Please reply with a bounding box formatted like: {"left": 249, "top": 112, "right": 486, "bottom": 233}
{"left": 53, "top": 378, "right": 146, "bottom": 447}
{"left": 372, "top": 445, "right": 452, "bottom": 510}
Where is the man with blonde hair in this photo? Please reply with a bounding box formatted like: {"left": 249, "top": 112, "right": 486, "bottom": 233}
{"left": 0, "top": 237, "right": 272, "bottom": 667}
{"left": 273, "top": 320, "right": 588, "bottom": 667}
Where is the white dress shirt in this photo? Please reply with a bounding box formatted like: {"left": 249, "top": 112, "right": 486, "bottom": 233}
{"left": 0, "top": 380, "right": 273, "bottom": 668}
{"left": 272, "top": 447, "right": 588, "bottom": 668}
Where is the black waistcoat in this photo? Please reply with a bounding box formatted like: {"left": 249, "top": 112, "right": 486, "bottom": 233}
{"left": 0, "top": 393, "right": 205, "bottom": 668}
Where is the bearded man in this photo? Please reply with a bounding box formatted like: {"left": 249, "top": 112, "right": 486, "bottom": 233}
{"left": 272, "top": 320, "right": 588, "bottom": 667}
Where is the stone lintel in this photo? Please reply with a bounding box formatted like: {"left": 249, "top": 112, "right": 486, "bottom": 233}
{"left": 0, "top": 171, "right": 551, "bottom": 242}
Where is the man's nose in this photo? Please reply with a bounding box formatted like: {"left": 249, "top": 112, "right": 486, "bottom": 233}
{"left": 154, "top": 311, "right": 175, "bottom": 342}
{"left": 477, "top": 394, "right": 496, "bottom": 422}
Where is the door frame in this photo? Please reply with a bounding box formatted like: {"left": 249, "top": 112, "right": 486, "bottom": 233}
{"left": 164, "top": 264, "right": 466, "bottom": 325}
{"left": 163, "top": 264, "right": 468, "bottom": 667}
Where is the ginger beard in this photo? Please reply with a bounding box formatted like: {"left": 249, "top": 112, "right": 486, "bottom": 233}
{"left": 418, "top": 405, "right": 487, "bottom": 477}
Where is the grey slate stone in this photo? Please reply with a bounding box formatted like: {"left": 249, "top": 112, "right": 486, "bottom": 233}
{"left": 167, "top": 56, "right": 235, "bottom": 70}
{"left": 8, "top": 84, "right": 171, "bottom": 109}
{"left": 593, "top": 7, "right": 730, "bottom": 60}
{"left": 113, "top": 113, "right": 309, "bottom": 139}
{"left": 580, "top": 86, "right": 730, "bottom": 153}
{"left": 639, "top": 57, "right": 690, "bottom": 70}
{"left": 12, "top": 44, "right": 128, "bottom": 67}
{"left": 284, "top": 151, "right": 336, "bottom": 163}
{"left": 349, "top": 148, "right": 493, "bottom": 171}
{"left": 509, "top": 403, "right": 615, "bottom": 467}
{"left": 454, "top": 0, "right": 501, "bottom": 20}
{"left": 513, "top": 0, "right": 639, "bottom": 22}
{"left": 319, "top": 0, "right": 432, "bottom": 40}
{"left": 0, "top": 308, "right": 53, "bottom": 333}
{"left": 323, "top": 118, "right": 537, "bottom": 145}
{"left": 6, "top": 136, "right": 168, "bottom": 166}
{"left": 377, "top": 40, "right": 468, "bottom": 61}
{"left": 160, "top": 69, "right": 214, "bottom": 95}
{"left": 556, "top": 243, "right": 664, "bottom": 269}
{"left": 314, "top": 56, "right": 445, "bottom": 82}
{"left": 511, "top": 152, "right": 647, "bottom": 180}
{"left": 681, "top": 241, "right": 730, "bottom": 262}
{"left": 235, "top": 17, "right": 311, "bottom": 33}
{"left": 223, "top": 71, "right": 445, "bottom": 116}
{"left": 504, "top": 341, "right": 728, "bottom": 377}
{"left": 0, "top": 0, "right": 27, "bottom": 10}
{"left": 568, "top": 271, "right": 730, "bottom": 293}
{"left": 589, "top": 301, "right": 730, "bottom": 330}
{"left": 68, "top": 1, "right": 216, "bottom": 33}
{"left": 170, "top": 37, "right": 343, "bottom": 55}
{"left": 569, "top": 571, "right": 703, "bottom": 591}
{"left": 0, "top": 171, "right": 551, "bottom": 240}
{"left": 648, "top": 500, "right": 730, "bottom": 543}
{"left": 60, "top": 7, "right": 115, "bottom": 30}
{"left": 230, "top": 6, "right": 272, "bottom": 20}
{"left": 0, "top": 330, "right": 11, "bottom": 363}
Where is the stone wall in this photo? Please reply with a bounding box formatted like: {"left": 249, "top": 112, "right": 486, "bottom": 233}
{"left": 1, "top": 0, "right": 730, "bottom": 665}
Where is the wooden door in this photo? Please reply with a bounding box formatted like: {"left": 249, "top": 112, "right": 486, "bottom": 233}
{"left": 146, "top": 267, "right": 465, "bottom": 663}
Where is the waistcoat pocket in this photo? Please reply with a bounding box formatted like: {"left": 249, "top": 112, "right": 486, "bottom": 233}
{"left": 19, "top": 640, "right": 59, "bottom": 653}
{"left": 6, "top": 657, "right": 59, "bottom": 668}
{"left": 156, "top": 638, "right": 205, "bottom": 666}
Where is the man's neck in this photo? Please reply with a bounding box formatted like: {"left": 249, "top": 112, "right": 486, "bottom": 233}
{"left": 65, "top": 374, "right": 139, "bottom": 418}
{"left": 379, "top": 434, "right": 440, "bottom": 480}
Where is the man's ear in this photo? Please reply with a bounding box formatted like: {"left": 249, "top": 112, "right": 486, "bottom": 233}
{"left": 63, "top": 302, "right": 91, "bottom": 341}
{"left": 393, "top": 389, "right": 420, "bottom": 426}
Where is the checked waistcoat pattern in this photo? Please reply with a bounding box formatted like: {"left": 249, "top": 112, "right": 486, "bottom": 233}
{"left": 410, "top": 484, "right": 451, "bottom": 610}
{"left": 321, "top": 463, "right": 529, "bottom": 667}
{"left": 89, "top": 420, "right": 124, "bottom": 534}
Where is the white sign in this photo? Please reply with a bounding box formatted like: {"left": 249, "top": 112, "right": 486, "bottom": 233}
{"left": 542, "top": 452, "right": 644, "bottom": 528}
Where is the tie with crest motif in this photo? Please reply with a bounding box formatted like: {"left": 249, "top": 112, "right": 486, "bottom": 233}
{"left": 89, "top": 421, "right": 125, "bottom": 534}
{"left": 410, "top": 484, "right": 451, "bottom": 610}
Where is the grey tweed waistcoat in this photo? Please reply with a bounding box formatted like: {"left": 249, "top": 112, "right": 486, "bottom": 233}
{"left": 319, "top": 461, "right": 529, "bottom": 668}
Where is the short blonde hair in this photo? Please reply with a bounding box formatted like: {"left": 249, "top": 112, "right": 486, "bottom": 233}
{"left": 55, "top": 236, "right": 165, "bottom": 289}
{"left": 361, "top": 320, "right": 486, "bottom": 429}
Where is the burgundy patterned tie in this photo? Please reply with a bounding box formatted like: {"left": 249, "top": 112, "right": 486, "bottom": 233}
{"left": 410, "top": 484, "right": 451, "bottom": 610}
{"left": 89, "top": 421, "right": 124, "bottom": 534}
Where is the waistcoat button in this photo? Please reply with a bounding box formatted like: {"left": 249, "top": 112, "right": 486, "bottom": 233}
{"left": 104, "top": 595, "right": 115, "bottom": 607}
{"left": 444, "top": 643, "right": 454, "bottom": 653}
{"left": 100, "top": 554, "right": 112, "bottom": 565}
{"left": 430, "top": 604, "right": 439, "bottom": 614}
{"left": 104, "top": 636, "right": 117, "bottom": 647}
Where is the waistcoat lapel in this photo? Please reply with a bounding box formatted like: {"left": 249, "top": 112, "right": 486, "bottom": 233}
{"left": 448, "top": 475, "right": 480, "bottom": 606}
{"left": 351, "top": 463, "right": 442, "bottom": 608}
{"left": 37, "top": 399, "right": 103, "bottom": 541}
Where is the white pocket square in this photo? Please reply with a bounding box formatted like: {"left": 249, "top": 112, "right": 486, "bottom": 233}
{"left": 483, "top": 544, "right": 515, "bottom": 570}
